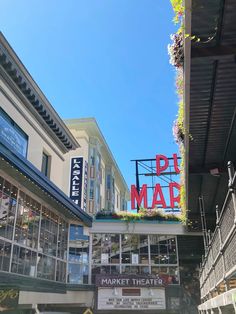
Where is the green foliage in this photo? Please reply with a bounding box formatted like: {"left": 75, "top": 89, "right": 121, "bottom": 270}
{"left": 95, "top": 209, "right": 182, "bottom": 222}
{"left": 170, "top": 0, "right": 184, "bottom": 24}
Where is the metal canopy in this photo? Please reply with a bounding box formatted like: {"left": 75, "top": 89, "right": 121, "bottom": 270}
{"left": 0, "top": 141, "right": 92, "bottom": 226}
{"left": 186, "top": 0, "right": 236, "bottom": 227}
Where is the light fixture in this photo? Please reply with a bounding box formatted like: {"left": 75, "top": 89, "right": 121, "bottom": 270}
{"left": 210, "top": 168, "right": 220, "bottom": 176}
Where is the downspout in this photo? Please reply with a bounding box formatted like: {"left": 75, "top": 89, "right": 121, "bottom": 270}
{"left": 33, "top": 304, "right": 41, "bottom": 314}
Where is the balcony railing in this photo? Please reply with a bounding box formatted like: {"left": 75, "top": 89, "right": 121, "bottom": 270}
{"left": 199, "top": 162, "right": 236, "bottom": 301}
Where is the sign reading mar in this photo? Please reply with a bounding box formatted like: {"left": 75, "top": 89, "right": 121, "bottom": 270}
{"left": 131, "top": 154, "right": 180, "bottom": 209}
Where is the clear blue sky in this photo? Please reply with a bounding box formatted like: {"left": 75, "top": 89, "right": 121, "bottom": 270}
{"left": 1, "top": 0, "right": 179, "bottom": 197}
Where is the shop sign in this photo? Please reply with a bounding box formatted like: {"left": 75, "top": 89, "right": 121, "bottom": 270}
{"left": 97, "top": 287, "right": 166, "bottom": 310}
{"left": 96, "top": 275, "right": 167, "bottom": 287}
{"left": 131, "top": 154, "right": 180, "bottom": 209}
{"left": 101, "top": 253, "right": 109, "bottom": 264}
{"left": 0, "top": 109, "right": 28, "bottom": 157}
{"left": 83, "top": 160, "right": 88, "bottom": 211}
{"left": 69, "top": 157, "right": 83, "bottom": 207}
{"left": 131, "top": 253, "right": 139, "bottom": 264}
{"left": 0, "top": 289, "right": 19, "bottom": 311}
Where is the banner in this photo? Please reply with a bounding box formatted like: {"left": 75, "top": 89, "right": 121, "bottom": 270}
{"left": 69, "top": 157, "right": 83, "bottom": 207}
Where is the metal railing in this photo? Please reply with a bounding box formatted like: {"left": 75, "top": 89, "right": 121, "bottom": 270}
{"left": 199, "top": 162, "right": 236, "bottom": 301}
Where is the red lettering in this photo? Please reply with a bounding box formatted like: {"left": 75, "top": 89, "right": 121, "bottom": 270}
{"left": 152, "top": 184, "right": 167, "bottom": 208}
{"left": 169, "top": 182, "right": 180, "bottom": 208}
{"left": 173, "top": 153, "right": 180, "bottom": 174}
{"left": 131, "top": 184, "right": 148, "bottom": 209}
{"left": 156, "top": 155, "right": 169, "bottom": 175}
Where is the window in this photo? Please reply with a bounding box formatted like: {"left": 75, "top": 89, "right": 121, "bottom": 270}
{"left": 90, "top": 147, "right": 95, "bottom": 166}
{"left": 40, "top": 206, "right": 58, "bottom": 256}
{"left": 15, "top": 191, "right": 40, "bottom": 248}
{"left": 68, "top": 239, "right": 89, "bottom": 284}
{"left": 0, "top": 177, "right": 18, "bottom": 240}
{"left": 91, "top": 233, "right": 179, "bottom": 285}
{"left": 41, "top": 152, "right": 51, "bottom": 177}
{"left": 89, "top": 180, "right": 94, "bottom": 200}
{"left": 106, "top": 174, "right": 111, "bottom": 189}
{"left": 0, "top": 107, "right": 28, "bottom": 157}
{"left": 0, "top": 239, "right": 11, "bottom": 272}
{"left": 11, "top": 246, "right": 37, "bottom": 277}
{"left": 70, "top": 224, "right": 84, "bottom": 241}
{"left": 0, "top": 174, "right": 69, "bottom": 283}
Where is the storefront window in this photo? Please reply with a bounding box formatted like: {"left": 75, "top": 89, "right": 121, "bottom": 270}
{"left": 0, "top": 239, "right": 11, "bottom": 272}
{"left": 0, "top": 177, "right": 18, "bottom": 240}
{"left": 91, "top": 233, "right": 179, "bottom": 285}
{"left": 150, "top": 235, "right": 177, "bottom": 265}
{"left": 68, "top": 263, "right": 88, "bottom": 284}
{"left": 37, "top": 254, "right": 56, "bottom": 281}
{"left": 57, "top": 219, "right": 68, "bottom": 260}
{"left": 0, "top": 173, "right": 71, "bottom": 283}
{"left": 15, "top": 191, "right": 40, "bottom": 248}
{"left": 70, "top": 224, "right": 83, "bottom": 240}
{"left": 11, "top": 245, "right": 37, "bottom": 277}
{"left": 40, "top": 206, "right": 58, "bottom": 256}
{"left": 68, "top": 224, "right": 89, "bottom": 285}
{"left": 56, "top": 260, "right": 66, "bottom": 283}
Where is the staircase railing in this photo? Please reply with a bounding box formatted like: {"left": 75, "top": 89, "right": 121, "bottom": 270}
{"left": 199, "top": 161, "right": 236, "bottom": 301}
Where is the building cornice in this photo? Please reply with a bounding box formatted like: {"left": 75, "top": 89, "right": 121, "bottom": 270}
{"left": 65, "top": 118, "right": 130, "bottom": 194}
{"left": 0, "top": 32, "right": 79, "bottom": 153}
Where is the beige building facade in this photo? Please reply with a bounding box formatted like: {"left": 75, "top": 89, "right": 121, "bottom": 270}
{"left": 63, "top": 118, "right": 129, "bottom": 216}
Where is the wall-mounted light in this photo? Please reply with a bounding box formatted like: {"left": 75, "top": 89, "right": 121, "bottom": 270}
{"left": 210, "top": 168, "right": 220, "bottom": 176}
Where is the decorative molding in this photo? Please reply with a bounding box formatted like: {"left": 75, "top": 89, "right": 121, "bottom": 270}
{"left": 0, "top": 32, "right": 79, "bottom": 153}
{"left": 0, "top": 86, "right": 65, "bottom": 161}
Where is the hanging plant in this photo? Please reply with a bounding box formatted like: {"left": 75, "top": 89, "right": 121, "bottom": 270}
{"left": 168, "top": 33, "right": 184, "bottom": 68}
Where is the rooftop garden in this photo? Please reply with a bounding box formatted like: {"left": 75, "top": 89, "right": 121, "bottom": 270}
{"left": 95, "top": 208, "right": 182, "bottom": 223}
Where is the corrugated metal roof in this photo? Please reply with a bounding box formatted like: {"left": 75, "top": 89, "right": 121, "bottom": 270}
{"left": 186, "top": 0, "right": 236, "bottom": 223}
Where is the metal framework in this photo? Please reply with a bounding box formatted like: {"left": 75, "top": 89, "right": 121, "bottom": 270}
{"left": 131, "top": 156, "right": 181, "bottom": 212}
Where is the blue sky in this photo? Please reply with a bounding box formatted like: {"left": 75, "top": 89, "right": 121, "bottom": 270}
{"left": 1, "top": 0, "right": 179, "bottom": 200}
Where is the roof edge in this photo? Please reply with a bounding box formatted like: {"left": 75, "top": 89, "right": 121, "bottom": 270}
{"left": 65, "top": 117, "right": 130, "bottom": 194}
{"left": 0, "top": 32, "right": 79, "bottom": 153}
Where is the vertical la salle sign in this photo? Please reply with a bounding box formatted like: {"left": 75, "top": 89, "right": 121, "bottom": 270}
{"left": 70, "top": 157, "right": 83, "bottom": 207}
{"left": 131, "top": 154, "right": 180, "bottom": 209}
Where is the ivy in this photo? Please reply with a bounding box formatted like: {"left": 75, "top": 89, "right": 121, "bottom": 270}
{"left": 170, "top": 0, "right": 184, "bottom": 24}
{"left": 169, "top": 0, "right": 187, "bottom": 223}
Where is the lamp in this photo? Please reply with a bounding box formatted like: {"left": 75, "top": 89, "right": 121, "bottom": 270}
{"left": 210, "top": 168, "right": 220, "bottom": 176}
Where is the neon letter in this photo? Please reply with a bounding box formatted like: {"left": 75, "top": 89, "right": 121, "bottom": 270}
{"left": 131, "top": 184, "right": 148, "bottom": 209}
{"left": 156, "top": 155, "right": 169, "bottom": 176}
{"left": 169, "top": 182, "right": 180, "bottom": 208}
{"left": 173, "top": 153, "right": 180, "bottom": 174}
{"left": 152, "top": 184, "right": 167, "bottom": 208}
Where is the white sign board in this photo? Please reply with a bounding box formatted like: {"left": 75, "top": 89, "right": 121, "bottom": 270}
{"left": 97, "top": 287, "right": 166, "bottom": 310}
{"left": 101, "top": 253, "right": 109, "bottom": 264}
{"left": 131, "top": 254, "right": 139, "bottom": 265}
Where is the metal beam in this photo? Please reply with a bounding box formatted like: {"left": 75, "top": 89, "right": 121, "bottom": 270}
{"left": 191, "top": 44, "right": 236, "bottom": 60}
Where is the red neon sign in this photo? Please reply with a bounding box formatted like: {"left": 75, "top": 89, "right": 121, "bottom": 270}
{"left": 131, "top": 154, "right": 180, "bottom": 209}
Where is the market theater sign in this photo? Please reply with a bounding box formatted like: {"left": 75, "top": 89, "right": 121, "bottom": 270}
{"left": 131, "top": 154, "right": 180, "bottom": 209}
{"left": 96, "top": 275, "right": 167, "bottom": 287}
{"left": 96, "top": 275, "right": 166, "bottom": 311}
